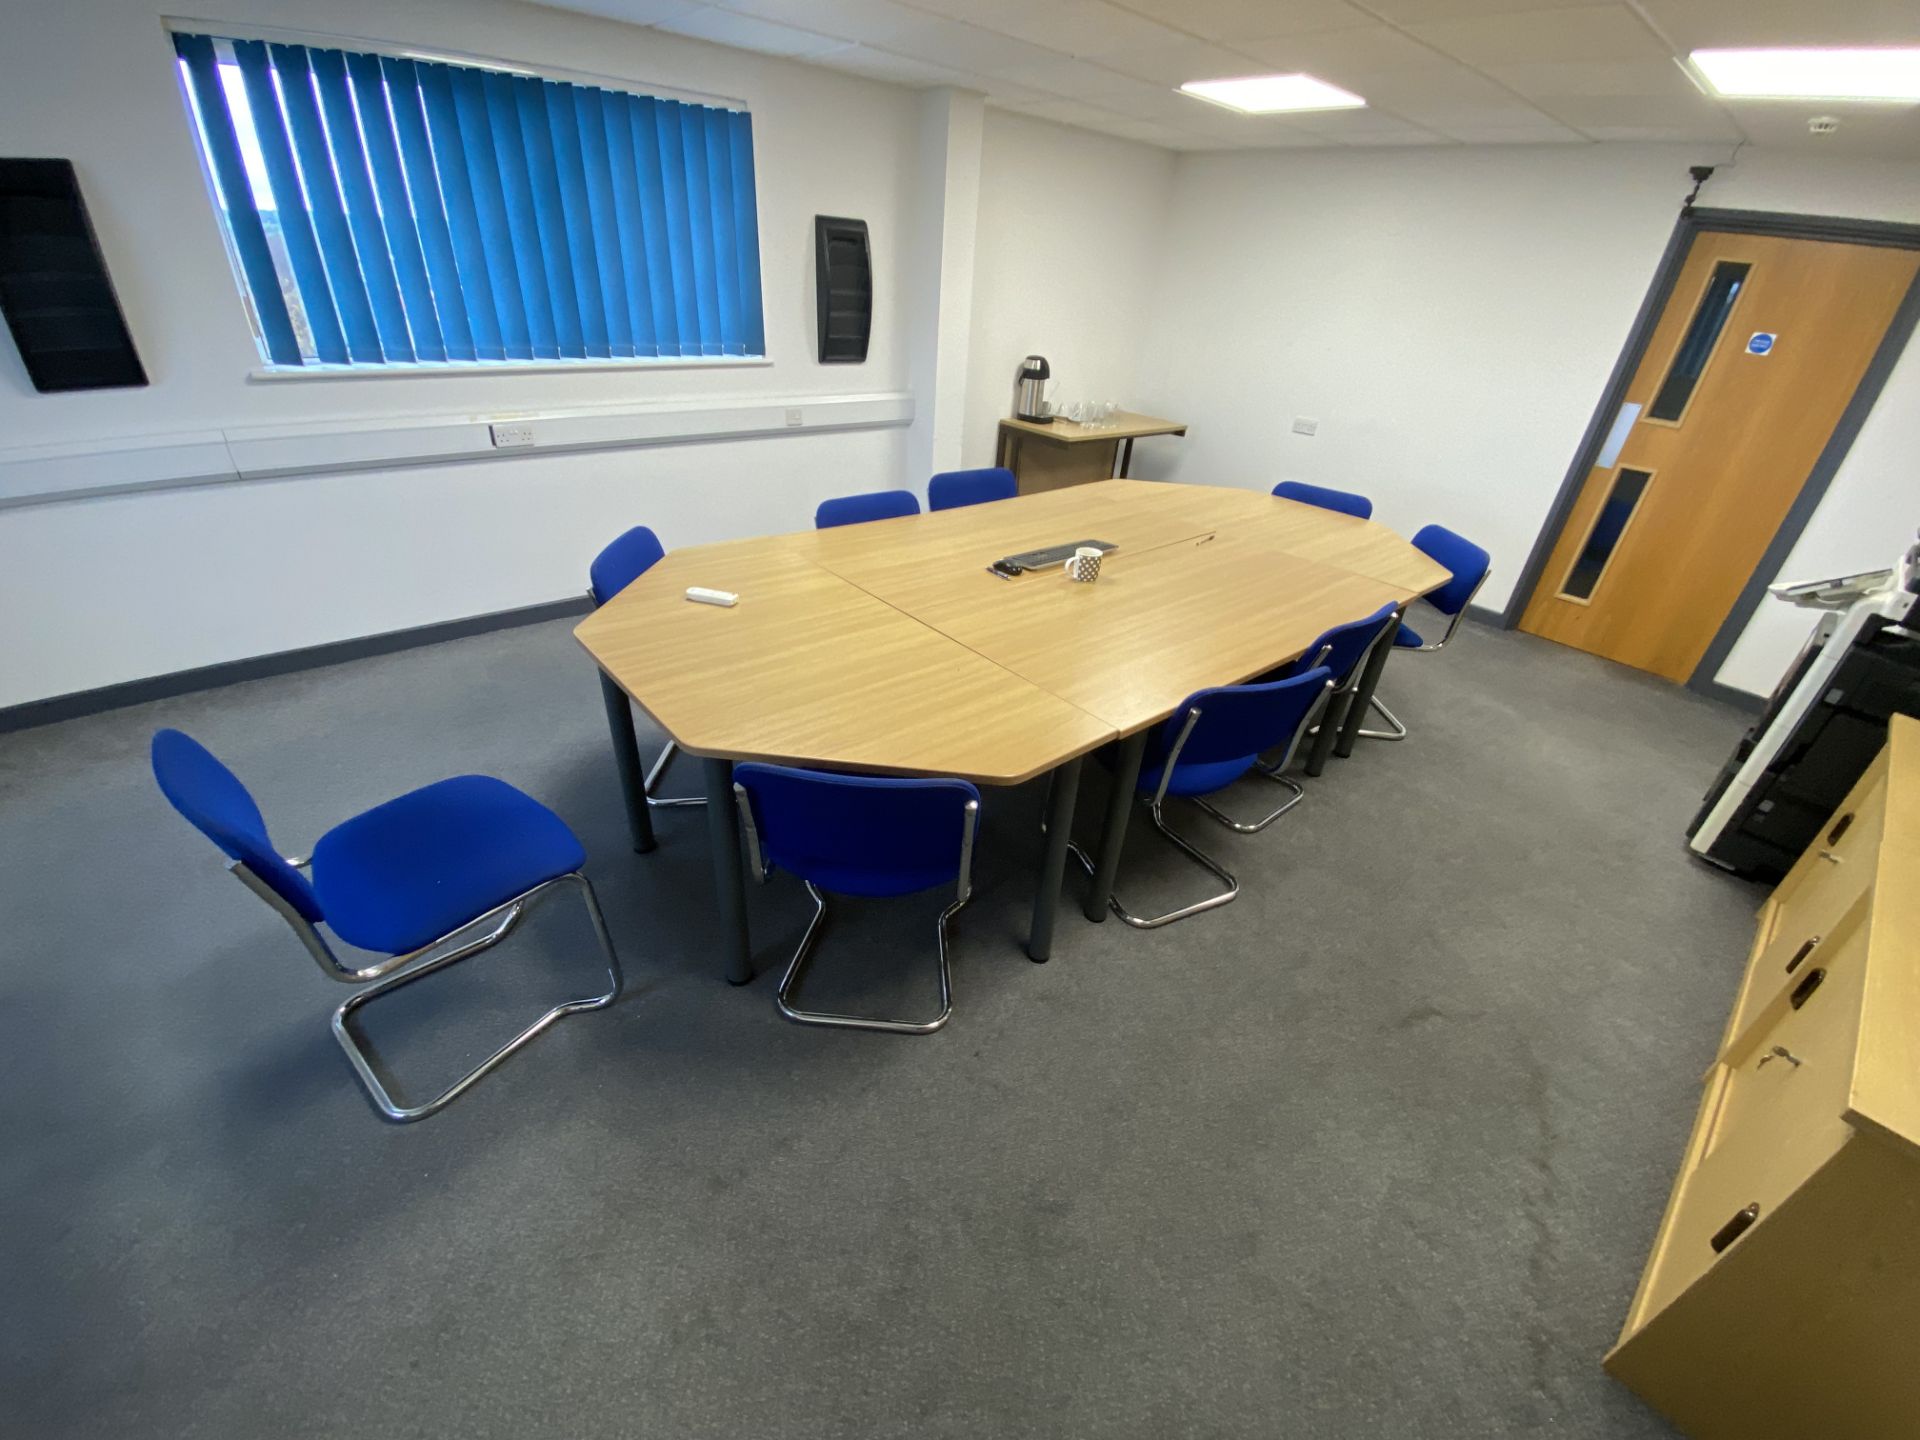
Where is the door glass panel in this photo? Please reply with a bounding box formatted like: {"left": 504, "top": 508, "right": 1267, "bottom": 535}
{"left": 1648, "top": 261, "right": 1751, "bottom": 421}
{"left": 1561, "top": 468, "right": 1652, "bottom": 601}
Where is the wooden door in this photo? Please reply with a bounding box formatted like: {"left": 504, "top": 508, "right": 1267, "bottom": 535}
{"left": 1520, "top": 231, "right": 1919, "bottom": 682}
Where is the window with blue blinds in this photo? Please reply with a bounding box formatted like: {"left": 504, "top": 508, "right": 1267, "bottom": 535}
{"left": 172, "top": 32, "right": 765, "bottom": 368}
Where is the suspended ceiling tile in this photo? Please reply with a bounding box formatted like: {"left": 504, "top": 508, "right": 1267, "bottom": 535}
{"left": 1396, "top": 101, "right": 1562, "bottom": 127}
{"left": 653, "top": 6, "right": 853, "bottom": 56}
{"left": 1232, "top": 24, "right": 1458, "bottom": 73}
{"left": 1534, "top": 94, "right": 1741, "bottom": 136}
{"left": 902, "top": 0, "right": 1192, "bottom": 56}
{"left": 1107, "top": 0, "right": 1378, "bottom": 42}
{"left": 1489, "top": 56, "right": 1700, "bottom": 99}
{"left": 809, "top": 44, "right": 994, "bottom": 89}
{"left": 981, "top": 55, "right": 1159, "bottom": 99}
{"left": 1353, "top": 60, "right": 1531, "bottom": 106}
{"left": 1408, "top": 5, "right": 1672, "bottom": 67}
{"left": 1340, "top": 130, "right": 1454, "bottom": 145}
{"left": 1279, "top": 106, "right": 1447, "bottom": 137}
{"left": 1634, "top": 0, "right": 1920, "bottom": 50}
{"left": 833, "top": 13, "right": 1068, "bottom": 73}
{"left": 706, "top": 0, "right": 914, "bottom": 41}
{"left": 526, "top": 0, "right": 706, "bottom": 25}
{"left": 1079, "top": 34, "right": 1266, "bottom": 85}
{"left": 1578, "top": 124, "right": 1742, "bottom": 141}
{"left": 1726, "top": 102, "right": 1920, "bottom": 156}
{"left": 1360, "top": 0, "right": 1611, "bottom": 20}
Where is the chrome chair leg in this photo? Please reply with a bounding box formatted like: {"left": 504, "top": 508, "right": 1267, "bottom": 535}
{"left": 1190, "top": 773, "right": 1305, "bottom": 831}
{"left": 1068, "top": 797, "right": 1240, "bottom": 930}
{"left": 774, "top": 881, "right": 959, "bottom": 1034}
{"left": 330, "top": 871, "right": 624, "bottom": 1123}
{"left": 1357, "top": 693, "right": 1408, "bottom": 742}
{"left": 643, "top": 738, "right": 704, "bottom": 808}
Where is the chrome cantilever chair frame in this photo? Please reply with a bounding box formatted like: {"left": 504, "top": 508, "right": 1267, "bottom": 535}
{"left": 735, "top": 788, "right": 979, "bottom": 1035}
{"left": 1358, "top": 569, "right": 1490, "bottom": 742}
{"left": 230, "top": 858, "right": 623, "bottom": 1123}
{"left": 1072, "top": 677, "right": 1331, "bottom": 930}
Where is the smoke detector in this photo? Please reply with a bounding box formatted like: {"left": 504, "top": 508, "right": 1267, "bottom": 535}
{"left": 1808, "top": 115, "right": 1841, "bottom": 136}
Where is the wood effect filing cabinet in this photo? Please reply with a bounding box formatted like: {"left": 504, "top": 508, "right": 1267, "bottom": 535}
{"left": 1605, "top": 715, "right": 1920, "bottom": 1438}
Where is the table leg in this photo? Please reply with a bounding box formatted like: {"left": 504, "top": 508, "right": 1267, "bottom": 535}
{"left": 701, "top": 756, "right": 754, "bottom": 986}
{"left": 1117, "top": 436, "right": 1135, "bottom": 478}
{"left": 1336, "top": 610, "right": 1403, "bottom": 760}
{"left": 598, "top": 671, "right": 656, "bottom": 854}
{"left": 1304, "top": 686, "right": 1351, "bottom": 778}
{"left": 1029, "top": 756, "right": 1084, "bottom": 962}
{"left": 1083, "top": 731, "right": 1146, "bottom": 922}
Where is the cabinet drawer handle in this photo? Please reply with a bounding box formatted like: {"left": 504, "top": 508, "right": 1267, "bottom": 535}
{"left": 1710, "top": 1203, "right": 1760, "bottom": 1254}
{"left": 1826, "top": 812, "right": 1855, "bottom": 846}
{"left": 1789, "top": 968, "right": 1826, "bottom": 1010}
{"left": 1786, "top": 936, "right": 1821, "bottom": 974}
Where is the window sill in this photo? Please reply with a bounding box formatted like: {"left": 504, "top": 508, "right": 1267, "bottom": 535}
{"left": 247, "top": 355, "right": 773, "bottom": 382}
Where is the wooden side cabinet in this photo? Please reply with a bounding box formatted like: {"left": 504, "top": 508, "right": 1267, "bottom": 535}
{"left": 1605, "top": 715, "right": 1920, "bottom": 1439}
{"left": 993, "top": 412, "right": 1185, "bottom": 493}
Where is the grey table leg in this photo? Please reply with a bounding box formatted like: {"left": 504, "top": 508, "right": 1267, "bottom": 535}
{"left": 701, "top": 756, "right": 754, "bottom": 986}
{"left": 1083, "top": 731, "right": 1146, "bottom": 922}
{"left": 1029, "top": 756, "right": 1084, "bottom": 963}
{"left": 1336, "top": 611, "right": 1403, "bottom": 760}
{"left": 1117, "top": 436, "right": 1135, "bottom": 478}
{"left": 598, "top": 671, "right": 656, "bottom": 854}
{"left": 1304, "top": 684, "right": 1352, "bottom": 778}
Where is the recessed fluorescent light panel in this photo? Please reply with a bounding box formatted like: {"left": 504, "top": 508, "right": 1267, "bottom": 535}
{"left": 1691, "top": 47, "right": 1920, "bottom": 101}
{"left": 1179, "top": 74, "right": 1366, "bottom": 114}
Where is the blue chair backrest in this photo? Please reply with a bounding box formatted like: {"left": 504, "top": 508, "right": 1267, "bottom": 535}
{"left": 1272, "top": 481, "right": 1373, "bottom": 520}
{"left": 589, "top": 525, "right": 666, "bottom": 607}
{"left": 1412, "top": 524, "right": 1491, "bottom": 615}
{"left": 734, "top": 763, "right": 978, "bottom": 899}
{"left": 928, "top": 467, "right": 1018, "bottom": 512}
{"left": 1154, "top": 668, "right": 1331, "bottom": 776}
{"left": 815, "top": 490, "right": 921, "bottom": 529}
{"left": 151, "top": 729, "right": 323, "bottom": 922}
{"left": 1291, "top": 602, "right": 1399, "bottom": 684}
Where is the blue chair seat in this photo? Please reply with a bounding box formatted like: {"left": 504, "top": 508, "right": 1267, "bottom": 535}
{"left": 313, "top": 777, "right": 586, "bottom": 954}
{"left": 1394, "top": 621, "right": 1426, "bottom": 648}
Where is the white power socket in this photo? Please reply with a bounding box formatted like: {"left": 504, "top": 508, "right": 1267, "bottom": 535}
{"left": 1291, "top": 416, "right": 1319, "bottom": 437}
{"left": 490, "top": 421, "right": 537, "bottom": 448}
{"left": 784, "top": 407, "right": 803, "bottom": 428}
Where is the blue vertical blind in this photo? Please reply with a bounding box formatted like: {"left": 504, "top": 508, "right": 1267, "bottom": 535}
{"left": 172, "top": 32, "right": 765, "bottom": 367}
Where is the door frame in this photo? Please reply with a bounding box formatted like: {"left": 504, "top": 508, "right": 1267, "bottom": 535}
{"left": 1499, "top": 205, "right": 1920, "bottom": 705}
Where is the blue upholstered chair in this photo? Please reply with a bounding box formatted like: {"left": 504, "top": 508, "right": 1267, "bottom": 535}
{"left": 1360, "top": 524, "right": 1493, "bottom": 742}
{"left": 733, "top": 764, "right": 979, "bottom": 1034}
{"left": 151, "top": 729, "right": 622, "bottom": 1123}
{"left": 1272, "top": 480, "right": 1373, "bottom": 520}
{"left": 588, "top": 526, "right": 703, "bottom": 856}
{"left": 815, "top": 489, "right": 921, "bottom": 529}
{"left": 1272, "top": 601, "right": 1402, "bottom": 751}
{"left": 929, "top": 466, "right": 1018, "bottom": 512}
{"left": 1073, "top": 668, "right": 1332, "bottom": 929}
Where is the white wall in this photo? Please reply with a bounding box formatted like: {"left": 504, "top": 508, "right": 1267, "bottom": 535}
{"left": 0, "top": 0, "right": 927, "bottom": 706}
{"left": 1136, "top": 142, "right": 1920, "bottom": 699}
{"left": 963, "top": 110, "right": 1175, "bottom": 466}
{"left": 6, "top": 0, "right": 1916, "bottom": 714}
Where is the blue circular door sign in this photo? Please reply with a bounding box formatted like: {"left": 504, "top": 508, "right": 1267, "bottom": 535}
{"left": 1747, "top": 332, "right": 1776, "bottom": 355}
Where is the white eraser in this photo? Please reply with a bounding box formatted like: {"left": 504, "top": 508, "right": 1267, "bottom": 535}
{"left": 685, "top": 586, "right": 739, "bottom": 607}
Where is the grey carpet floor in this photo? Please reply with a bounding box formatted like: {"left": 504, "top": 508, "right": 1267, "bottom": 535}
{"left": 0, "top": 614, "right": 1764, "bottom": 1439}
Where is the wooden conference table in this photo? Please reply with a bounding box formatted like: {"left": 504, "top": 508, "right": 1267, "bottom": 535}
{"left": 575, "top": 481, "right": 1451, "bottom": 984}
